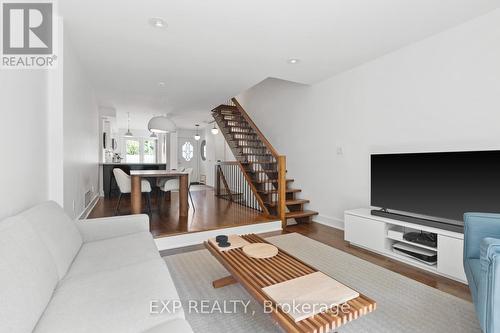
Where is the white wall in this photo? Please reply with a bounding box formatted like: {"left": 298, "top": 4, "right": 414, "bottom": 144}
{"left": 238, "top": 9, "right": 500, "bottom": 228}
{"left": 0, "top": 71, "right": 49, "bottom": 220}
{"left": 63, "top": 35, "right": 99, "bottom": 218}
{"left": 202, "top": 123, "right": 236, "bottom": 187}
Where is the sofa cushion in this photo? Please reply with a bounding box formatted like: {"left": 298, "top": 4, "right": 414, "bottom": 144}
{"left": 0, "top": 217, "right": 59, "bottom": 333}
{"left": 143, "top": 319, "right": 193, "bottom": 333}
{"left": 19, "top": 201, "right": 83, "bottom": 278}
{"left": 64, "top": 231, "right": 161, "bottom": 279}
{"left": 34, "top": 258, "right": 185, "bottom": 333}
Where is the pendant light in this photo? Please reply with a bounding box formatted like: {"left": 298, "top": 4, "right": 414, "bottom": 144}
{"left": 194, "top": 124, "right": 201, "bottom": 141}
{"left": 148, "top": 115, "right": 176, "bottom": 133}
{"left": 211, "top": 122, "right": 219, "bottom": 135}
{"left": 124, "top": 112, "right": 133, "bottom": 137}
{"left": 149, "top": 132, "right": 157, "bottom": 139}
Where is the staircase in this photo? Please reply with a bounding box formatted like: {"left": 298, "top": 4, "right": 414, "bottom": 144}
{"left": 212, "top": 98, "right": 318, "bottom": 227}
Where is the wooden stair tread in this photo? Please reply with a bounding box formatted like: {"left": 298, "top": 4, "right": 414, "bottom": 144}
{"left": 241, "top": 161, "right": 276, "bottom": 165}
{"left": 250, "top": 170, "right": 278, "bottom": 173}
{"left": 286, "top": 199, "right": 309, "bottom": 205}
{"left": 286, "top": 210, "right": 319, "bottom": 219}
{"left": 258, "top": 188, "right": 301, "bottom": 194}
{"left": 241, "top": 153, "right": 271, "bottom": 156}
{"left": 229, "top": 139, "right": 262, "bottom": 142}
{"left": 215, "top": 105, "right": 238, "bottom": 111}
{"left": 255, "top": 178, "right": 294, "bottom": 184}
{"left": 266, "top": 199, "right": 310, "bottom": 207}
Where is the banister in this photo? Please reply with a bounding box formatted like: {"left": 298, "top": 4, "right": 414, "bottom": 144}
{"left": 277, "top": 155, "right": 287, "bottom": 229}
{"left": 232, "top": 98, "right": 281, "bottom": 159}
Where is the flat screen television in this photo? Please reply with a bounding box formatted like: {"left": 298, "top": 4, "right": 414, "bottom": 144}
{"left": 371, "top": 150, "right": 500, "bottom": 231}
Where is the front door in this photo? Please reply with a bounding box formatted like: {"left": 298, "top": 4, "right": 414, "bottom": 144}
{"left": 177, "top": 137, "right": 199, "bottom": 182}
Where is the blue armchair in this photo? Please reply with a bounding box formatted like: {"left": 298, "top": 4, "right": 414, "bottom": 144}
{"left": 464, "top": 213, "right": 500, "bottom": 333}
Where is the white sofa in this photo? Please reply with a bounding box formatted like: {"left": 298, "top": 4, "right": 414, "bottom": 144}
{"left": 0, "top": 201, "right": 193, "bottom": 333}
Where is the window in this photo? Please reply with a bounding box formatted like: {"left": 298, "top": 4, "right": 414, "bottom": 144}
{"left": 123, "top": 137, "right": 157, "bottom": 163}
{"left": 143, "top": 140, "right": 156, "bottom": 163}
{"left": 182, "top": 141, "right": 194, "bottom": 161}
{"left": 200, "top": 140, "right": 207, "bottom": 161}
{"left": 125, "top": 140, "right": 140, "bottom": 163}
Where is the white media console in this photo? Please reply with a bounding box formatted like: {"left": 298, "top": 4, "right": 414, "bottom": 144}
{"left": 344, "top": 208, "right": 466, "bottom": 283}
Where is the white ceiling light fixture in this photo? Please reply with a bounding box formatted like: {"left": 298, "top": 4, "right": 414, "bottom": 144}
{"left": 194, "top": 124, "right": 201, "bottom": 141}
{"left": 124, "top": 112, "right": 133, "bottom": 137}
{"left": 148, "top": 115, "right": 176, "bottom": 133}
{"left": 158, "top": 81, "right": 166, "bottom": 87}
{"left": 211, "top": 123, "right": 219, "bottom": 135}
{"left": 149, "top": 17, "right": 167, "bottom": 29}
{"left": 287, "top": 58, "right": 300, "bottom": 64}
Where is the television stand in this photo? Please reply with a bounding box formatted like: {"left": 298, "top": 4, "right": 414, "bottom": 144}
{"left": 344, "top": 208, "right": 466, "bottom": 283}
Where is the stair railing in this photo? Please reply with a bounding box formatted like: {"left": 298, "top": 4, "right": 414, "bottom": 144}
{"left": 231, "top": 98, "right": 287, "bottom": 228}
{"left": 215, "top": 161, "right": 265, "bottom": 213}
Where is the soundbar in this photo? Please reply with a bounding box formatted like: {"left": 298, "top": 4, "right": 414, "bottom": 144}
{"left": 371, "top": 209, "right": 463, "bottom": 233}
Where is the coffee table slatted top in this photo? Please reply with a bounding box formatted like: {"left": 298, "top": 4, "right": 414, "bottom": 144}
{"left": 205, "top": 234, "right": 376, "bottom": 333}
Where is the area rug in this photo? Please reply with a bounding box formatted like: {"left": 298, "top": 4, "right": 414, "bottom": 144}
{"left": 163, "top": 233, "right": 480, "bottom": 333}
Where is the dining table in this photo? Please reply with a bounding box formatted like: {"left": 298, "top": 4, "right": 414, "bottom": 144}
{"left": 129, "top": 170, "right": 190, "bottom": 217}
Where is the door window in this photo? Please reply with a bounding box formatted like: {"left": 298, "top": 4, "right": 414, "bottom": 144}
{"left": 182, "top": 141, "right": 194, "bottom": 161}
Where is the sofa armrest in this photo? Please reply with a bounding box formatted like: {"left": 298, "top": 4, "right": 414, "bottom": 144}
{"left": 481, "top": 237, "right": 500, "bottom": 264}
{"left": 478, "top": 238, "right": 500, "bottom": 333}
{"left": 464, "top": 213, "right": 500, "bottom": 259}
{"left": 75, "top": 214, "right": 150, "bottom": 242}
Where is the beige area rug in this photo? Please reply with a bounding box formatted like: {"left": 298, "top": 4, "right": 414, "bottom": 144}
{"left": 163, "top": 233, "right": 479, "bottom": 333}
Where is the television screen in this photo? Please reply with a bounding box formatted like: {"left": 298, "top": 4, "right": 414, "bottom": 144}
{"left": 371, "top": 150, "right": 500, "bottom": 222}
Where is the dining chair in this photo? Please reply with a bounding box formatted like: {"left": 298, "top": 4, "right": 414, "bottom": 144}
{"left": 159, "top": 168, "right": 195, "bottom": 211}
{"left": 156, "top": 167, "right": 185, "bottom": 201}
{"left": 112, "top": 168, "right": 152, "bottom": 216}
{"left": 156, "top": 167, "right": 185, "bottom": 188}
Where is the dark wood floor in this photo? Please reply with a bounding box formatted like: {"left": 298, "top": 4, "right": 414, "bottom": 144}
{"left": 88, "top": 186, "right": 275, "bottom": 238}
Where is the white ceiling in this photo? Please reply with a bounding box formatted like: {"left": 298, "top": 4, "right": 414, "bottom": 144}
{"left": 60, "top": 0, "right": 500, "bottom": 128}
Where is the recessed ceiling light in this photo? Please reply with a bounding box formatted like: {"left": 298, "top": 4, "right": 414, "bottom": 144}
{"left": 158, "top": 81, "right": 166, "bottom": 87}
{"left": 149, "top": 17, "right": 167, "bottom": 29}
{"left": 288, "top": 58, "right": 300, "bottom": 64}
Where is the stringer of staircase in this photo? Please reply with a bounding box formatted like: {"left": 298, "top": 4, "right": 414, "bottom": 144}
{"left": 212, "top": 98, "right": 318, "bottom": 228}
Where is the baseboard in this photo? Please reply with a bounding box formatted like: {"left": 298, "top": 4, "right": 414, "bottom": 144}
{"left": 314, "top": 214, "right": 344, "bottom": 230}
{"left": 154, "top": 220, "right": 282, "bottom": 251}
{"left": 78, "top": 194, "right": 100, "bottom": 220}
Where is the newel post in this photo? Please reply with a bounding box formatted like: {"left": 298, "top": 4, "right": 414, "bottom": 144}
{"left": 215, "top": 164, "right": 221, "bottom": 196}
{"left": 277, "top": 155, "right": 287, "bottom": 229}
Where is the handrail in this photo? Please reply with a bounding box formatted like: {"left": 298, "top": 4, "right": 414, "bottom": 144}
{"left": 232, "top": 98, "right": 281, "bottom": 159}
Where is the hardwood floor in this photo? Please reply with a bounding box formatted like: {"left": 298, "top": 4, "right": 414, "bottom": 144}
{"left": 88, "top": 186, "right": 275, "bottom": 238}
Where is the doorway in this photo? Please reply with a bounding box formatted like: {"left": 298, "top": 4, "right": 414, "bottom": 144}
{"left": 177, "top": 137, "right": 199, "bottom": 182}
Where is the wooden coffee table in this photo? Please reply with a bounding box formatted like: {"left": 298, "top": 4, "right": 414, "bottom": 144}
{"left": 205, "top": 234, "right": 376, "bottom": 333}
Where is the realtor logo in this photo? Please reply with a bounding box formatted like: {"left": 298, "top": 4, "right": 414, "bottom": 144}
{"left": 1, "top": 1, "right": 57, "bottom": 68}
